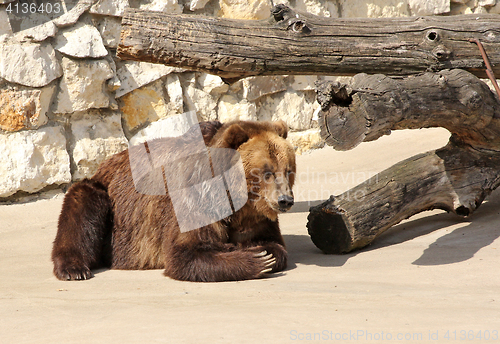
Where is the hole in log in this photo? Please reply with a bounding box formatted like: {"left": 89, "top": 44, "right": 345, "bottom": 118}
{"left": 292, "top": 21, "right": 304, "bottom": 32}
{"left": 334, "top": 93, "right": 353, "bottom": 107}
{"left": 289, "top": 20, "right": 311, "bottom": 34}
{"left": 328, "top": 85, "right": 353, "bottom": 107}
{"left": 427, "top": 30, "right": 439, "bottom": 42}
{"left": 315, "top": 81, "right": 353, "bottom": 110}
{"left": 455, "top": 206, "right": 470, "bottom": 217}
{"left": 432, "top": 45, "right": 451, "bottom": 60}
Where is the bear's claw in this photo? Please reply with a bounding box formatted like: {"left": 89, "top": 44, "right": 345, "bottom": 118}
{"left": 254, "top": 251, "right": 276, "bottom": 276}
{"left": 54, "top": 265, "right": 94, "bottom": 281}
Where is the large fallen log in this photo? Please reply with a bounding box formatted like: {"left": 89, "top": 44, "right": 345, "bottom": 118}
{"left": 307, "top": 69, "right": 500, "bottom": 254}
{"left": 117, "top": 5, "right": 500, "bottom": 80}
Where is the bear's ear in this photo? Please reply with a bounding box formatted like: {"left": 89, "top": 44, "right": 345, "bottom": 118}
{"left": 222, "top": 123, "right": 250, "bottom": 149}
{"left": 199, "top": 121, "right": 223, "bottom": 145}
{"left": 272, "top": 120, "right": 288, "bottom": 139}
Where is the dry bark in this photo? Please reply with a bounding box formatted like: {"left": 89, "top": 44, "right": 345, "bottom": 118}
{"left": 117, "top": 5, "right": 500, "bottom": 81}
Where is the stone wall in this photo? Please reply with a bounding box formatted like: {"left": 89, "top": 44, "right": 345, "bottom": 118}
{"left": 0, "top": 0, "right": 498, "bottom": 200}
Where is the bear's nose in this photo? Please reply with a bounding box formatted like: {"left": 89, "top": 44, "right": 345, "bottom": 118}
{"left": 278, "top": 195, "right": 294, "bottom": 210}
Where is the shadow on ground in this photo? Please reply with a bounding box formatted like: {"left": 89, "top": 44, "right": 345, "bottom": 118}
{"left": 286, "top": 188, "right": 500, "bottom": 269}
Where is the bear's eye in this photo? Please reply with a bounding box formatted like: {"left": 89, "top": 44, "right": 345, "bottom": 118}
{"left": 264, "top": 171, "right": 274, "bottom": 182}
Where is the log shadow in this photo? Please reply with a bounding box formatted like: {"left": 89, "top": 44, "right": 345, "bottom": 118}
{"left": 288, "top": 188, "right": 500, "bottom": 268}
{"left": 284, "top": 201, "right": 354, "bottom": 268}
{"left": 284, "top": 233, "right": 352, "bottom": 268}
{"left": 364, "top": 188, "right": 500, "bottom": 265}
{"left": 411, "top": 220, "right": 500, "bottom": 266}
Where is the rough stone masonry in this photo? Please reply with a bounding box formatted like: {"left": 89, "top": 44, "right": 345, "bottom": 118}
{"left": 0, "top": 0, "right": 498, "bottom": 200}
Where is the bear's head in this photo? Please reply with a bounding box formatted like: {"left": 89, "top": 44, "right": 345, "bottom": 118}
{"left": 209, "top": 120, "right": 296, "bottom": 221}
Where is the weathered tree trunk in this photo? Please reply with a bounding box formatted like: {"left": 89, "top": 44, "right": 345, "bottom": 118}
{"left": 307, "top": 69, "right": 500, "bottom": 254}
{"left": 117, "top": 5, "right": 500, "bottom": 80}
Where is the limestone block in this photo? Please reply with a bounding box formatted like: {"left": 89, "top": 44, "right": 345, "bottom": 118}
{"left": 0, "top": 84, "right": 55, "bottom": 131}
{"left": 242, "top": 76, "right": 288, "bottom": 102}
{"left": 219, "top": 0, "right": 272, "bottom": 19}
{"left": 0, "top": 126, "right": 71, "bottom": 198}
{"left": 55, "top": 57, "right": 114, "bottom": 113}
{"left": 198, "top": 73, "right": 229, "bottom": 95}
{"left": 54, "top": 0, "right": 98, "bottom": 26}
{"left": 115, "top": 60, "right": 179, "bottom": 98}
{"left": 0, "top": 42, "right": 62, "bottom": 87}
{"left": 217, "top": 95, "right": 257, "bottom": 123}
{"left": 139, "top": 0, "right": 183, "bottom": 13}
{"left": 120, "top": 79, "right": 169, "bottom": 131}
{"left": 0, "top": 9, "right": 12, "bottom": 36}
{"left": 96, "top": 15, "right": 122, "bottom": 48}
{"left": 189, "top": 0, "right": 212, "bottom": 11}
{"left": 54, "top": 22, "right": 108, "bottom": 58}
{"left": 165, "top": 74, "right": 184, "bottom": 114}
{"left": 340, "top": 0, "right": 410, "bottom": 17}
{"left": 184, "top": 86, "right": 219, "bottom": 121}
{"left": 295, "top": 0, "right": 339, "bottom": 17}
{"left": 70, "top": 111, "right": 128, "bottom": 180}
{"left": 258, "top": 91, "right": 317, "bottom": 130}
{"left": 290, "top": 75, "right": 319, "bottom": 91}
{"left": 288, "top": 128, "right": 325, "bottom": 154}
{"left": 14, "top": 20, "right": 58, "bottom": 42}
{"left": 90, "top": 0, "right": 130, "bottom": 16}
{"left": 479, "top": 0, "right": 496, "bottom": 6}
{"left": 8, "top": 12, "right": 57, "bottom": 42}
{"left": 128, "top": 111, "right": 198, "bottom": 146}
{"left": 181, "top": 73, "right": 218, "bottom": 120}
{"left": 408, "top": 0, "right": 450, "bottom": 15}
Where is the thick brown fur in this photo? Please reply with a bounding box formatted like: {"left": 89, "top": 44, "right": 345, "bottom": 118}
{"left": 52, "top": 120, "right": 296, "bottom": 282}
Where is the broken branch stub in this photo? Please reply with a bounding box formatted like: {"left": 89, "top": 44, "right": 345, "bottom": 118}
{"left": 308, "top": 70, "right": 500, "bottom": 254}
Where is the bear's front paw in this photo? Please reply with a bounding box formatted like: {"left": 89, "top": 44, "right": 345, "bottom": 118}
{"left": 53, "top": 258, "right": 94, "bottom": 281}
{"left": 253, "top": 250, "right": 276, "bottom": 277}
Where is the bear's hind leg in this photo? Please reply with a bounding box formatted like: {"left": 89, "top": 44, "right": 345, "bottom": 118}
{"left": 52, "top": 179, "right": 112, "bottom": 281}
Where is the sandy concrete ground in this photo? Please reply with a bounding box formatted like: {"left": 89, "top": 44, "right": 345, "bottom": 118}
{"left": 2, "top": 128, "right": 500, "bottom": 344}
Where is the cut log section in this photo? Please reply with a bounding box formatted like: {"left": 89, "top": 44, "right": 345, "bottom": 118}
{"left": 307, "top": 70, "right": 500, "bottom": 254}
{"left": 117, "top": 5, "right": 500, "bottom": 80}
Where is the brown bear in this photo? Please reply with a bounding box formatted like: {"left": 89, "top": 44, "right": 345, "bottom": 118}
{"left": 52, "top": 120, "right": 296, "bottom": 282}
